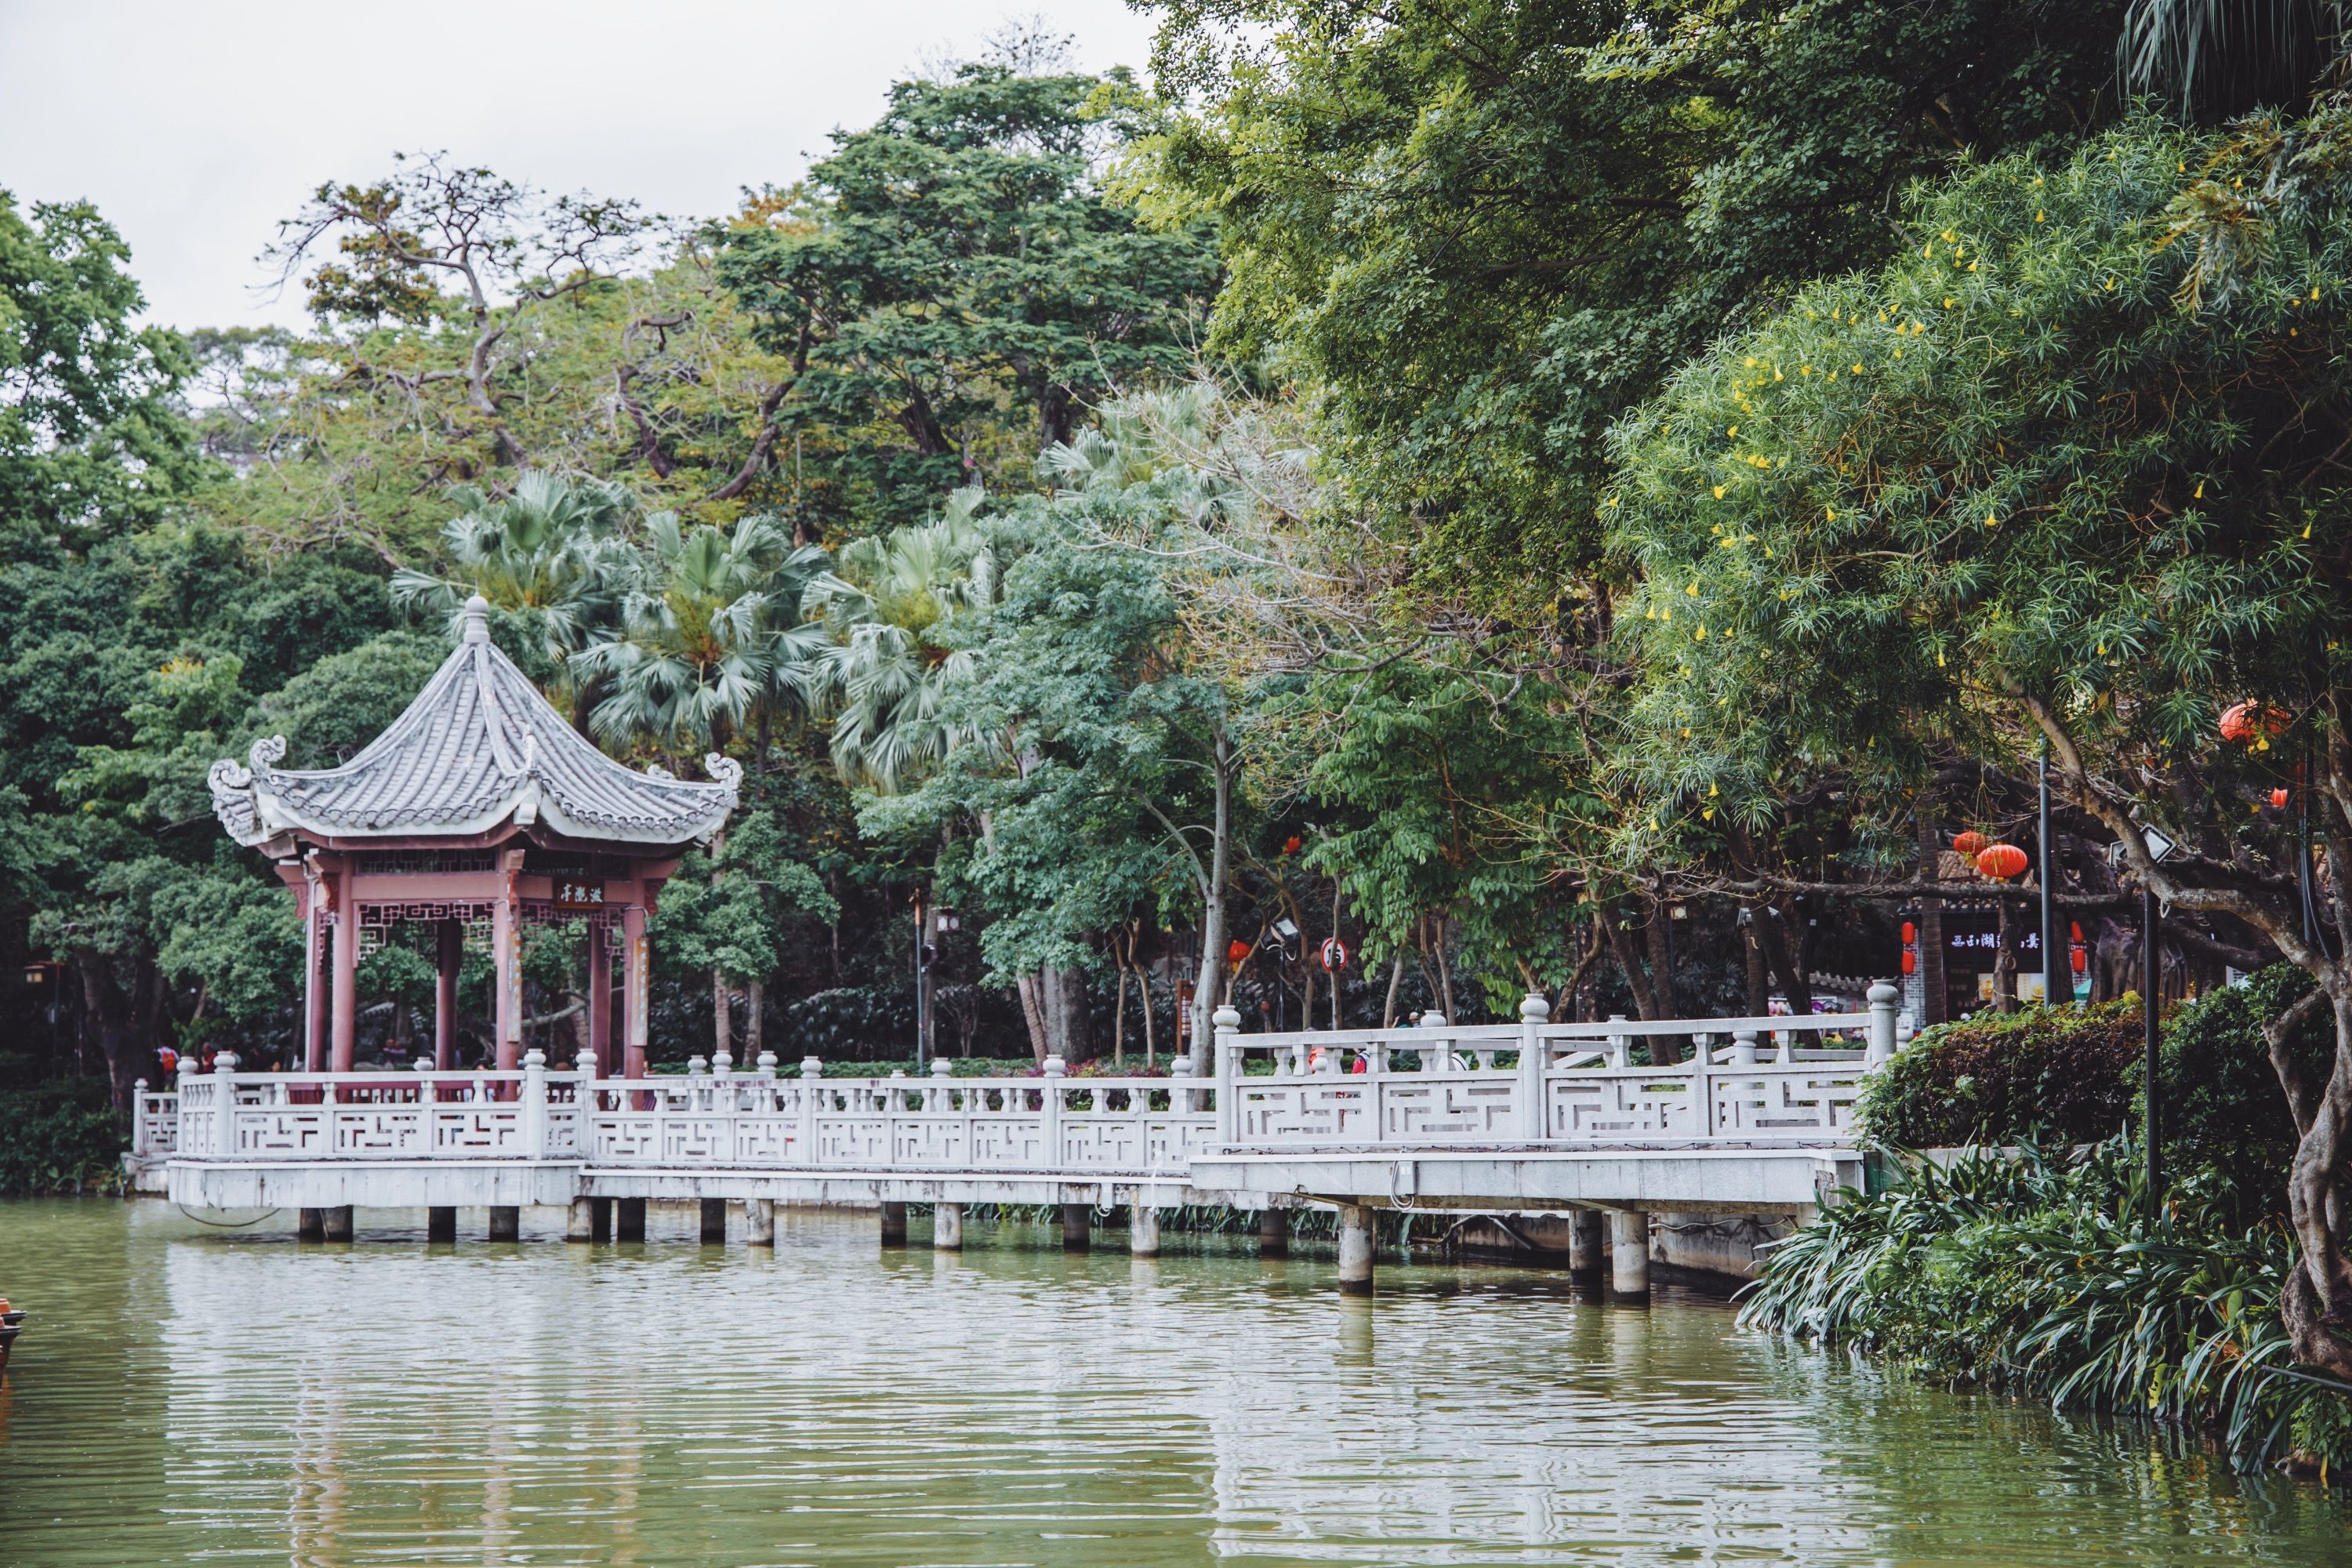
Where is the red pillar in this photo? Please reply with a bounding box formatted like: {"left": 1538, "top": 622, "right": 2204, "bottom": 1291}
{"left": 330, "top": 863, "right": 358, "bottom": 1073}
{"left": 586, "top": 919, "right": 612, "bottom": 1076}
{"left": 435, "top": 918, "right": 460, "bottom": 1069}
{"left": 303, "top": 862, "right": 328, "bottom": 1072}
{"left": 622, "top": 903, "right": 649, "bottom": 1080}
{"left": 494, "top": 851, "right": 523, "bottom": 1071}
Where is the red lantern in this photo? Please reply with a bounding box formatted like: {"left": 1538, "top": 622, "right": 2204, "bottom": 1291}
{"left": 1227, "top": 938, "right": 1252, "bottom": 966}
{"left": 1976, "top": 842, "right": 2029, "bottom": 880}
{"left": 2272, "top": 786, "right": 2291, "bottom": 809}
{"left": 2219, "top": 701, "right": 2289, "bottom": 746}
{"left": 1952, "top": 830, "right": 1990, "bottom": 858}
{"left": 2069, "top": 920, "right": 2087, "bottom": 976}
{"left": 1282, "top": 835, "right": 1301, "bottom": 855}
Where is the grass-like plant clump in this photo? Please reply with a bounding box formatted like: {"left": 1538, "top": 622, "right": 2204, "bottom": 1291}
{"left": 1741, "top": 1141, "right": 2352, "bottom": 1478}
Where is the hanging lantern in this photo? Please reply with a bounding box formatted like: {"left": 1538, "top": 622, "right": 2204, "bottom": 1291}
{"left": 1953, "top": 829, "right": 1990, "bottom": 858}
{"left": 2218, "top": 701, "right": 2289, "bottom": 746}
{"left": 1976, "top": 842, "right": 2029, "bottom": 880}
{"left": 2272, "top": 786, "right": 2291, "bottom": 810}
{"left": 2070, "top": 920, "right": 2088, "bottom": 976}
{"left": 1227, "top": 938, "right": 1252, "bottom": 966}
{"left": 1282, "top": 835, "right": 1302, "bottom": 855}
{"left": 1900, "top": 920, "right": 1918, "bottom": 976}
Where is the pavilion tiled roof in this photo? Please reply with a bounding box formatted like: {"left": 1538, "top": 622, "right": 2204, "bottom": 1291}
{"left": 209, "top": 596, "right": 739, "bottom": 848}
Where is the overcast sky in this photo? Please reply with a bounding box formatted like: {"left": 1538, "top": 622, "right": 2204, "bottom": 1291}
{"left": 0, "top": 1, "right": 1160, "bottom": 331}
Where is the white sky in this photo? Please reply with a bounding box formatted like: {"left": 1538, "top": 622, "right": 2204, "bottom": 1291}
{"left": 0, "top": 0, "right": 1160, "bottom": 331}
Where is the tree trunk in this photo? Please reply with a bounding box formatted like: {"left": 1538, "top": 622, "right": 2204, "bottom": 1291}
{"left": 2281, "top": 986, "right": 2352, "bottom": 1378}
{"left": 1045, "top": 964, "right": 1095, "bottom": 1065}
{"left": 1744, "top": 913, "right": 1770, "bottom": 1017}
{"left": 1605, "top": 904, "right": 1663, "bottom": 1022}
{"left": 1642, "top": 892, "right": 1678, "bottom": 1020}
{"left": 1190, "top": 724, "right": 1236, "bottom": 1073}
{"left": 712, "top": 969, "right": 732, "bottom": 1061}
{"left": 1381, "top": 950, "right": 1406, "bottom": 1029}
{"left": 1016, "top": 970, "right": 1050, "bottom": 1065}
{"left": 73, "top": 950, "right": 163, "bottom": 1112}
{"left": 1112, "top": 962, "right": 1129, "bottom": 1068}
{"left": 1915, "top": 804, "right": 1949, "bottom": 1025}
{"left": 746, "top": 978, "right": 764, "bottom": 1064}
{"left": 1753, "top": 902, "right": 1815, "bottom": 1019}
{"left": 1137, "top": 953, "right": 1156, "bottom": 1069}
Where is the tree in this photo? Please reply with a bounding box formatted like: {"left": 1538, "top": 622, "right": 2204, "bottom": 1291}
{"left": 265, "top": 153, "right": 653, "bottom": 473}
{"left": 1138, "top": 0, "right": 2129, "bottom": 606}
{"left": 787, "top": 487, "right": 999, "bottom": 792}
{"left": 717, "top": 59, "right": 1222, "bottom": 524}
{"left": 1606, "top": 107, "right": 2352, "bottom": 1374}
{"left": 578, "top": 510, "right": 824, "bottom": 753}
{"left": 0, "top": 190, "right": 200, "bottom": 557}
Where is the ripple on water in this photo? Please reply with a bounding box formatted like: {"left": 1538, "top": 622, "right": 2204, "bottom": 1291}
{"left": 0, "top": 1199, "right": 2346, "bottom": 1567}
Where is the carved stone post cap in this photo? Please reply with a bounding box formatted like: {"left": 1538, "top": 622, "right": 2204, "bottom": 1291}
{"left": 711, "top": 1051, "right": 733, "bottom": 1076}
{"left": 930, "top": 1058, "right": 953, "bottom": 1077}
{"left": 1169, "top": 1058, "right": 1194, "bottom": 1078}
{"left": 1210, "top": 1006, "right": 1242, "bottom": 1031}
{"left": 687, "top": 1055, "right": 708, "bottom": 1076}
{"left": 1519, "top": 993, "right": 1552, "bottom": 1022}
{"left": 1419, "top": 1012, "right": 1449, "bottom": 1029}
{"left": 522, "top": 1048, "right": 546, "bottom": 1069}
{"left": 756, "top": 1050, "right": 778, "bottom": 1070}
{"left": 1042, "top": 1055, "right": 1066, "bottom": 1076}
{"left": 134, "top": 1078, "right": 147, "bottom": 1092}
{"left": 800, "top": 1055, "right": 824, "bottom": 1078}
{"left": 575, "top": 1050, "right": 597, "bottom": 1075}
{"left": 214, "top": 1052, "right": 239, "bottom": 1073}
{"left": 414, "top": 1058, "right": 434, "bottom": 1071}
{"left": 1867, "top": 980, "right": 1900, "bottom": 1006}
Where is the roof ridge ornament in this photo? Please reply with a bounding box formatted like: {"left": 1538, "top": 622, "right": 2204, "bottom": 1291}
{"left": 704, "top": 754, "right": 743, "bottom": 796}
{"left": 463, "top": 593, "right": 492, "bottom": 644}
{"left": 248, "top": 734, "right": 287, "bottom": 779}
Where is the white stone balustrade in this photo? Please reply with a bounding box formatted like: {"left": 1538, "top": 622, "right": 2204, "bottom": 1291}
{"left": 1212, "top": 982, "right": 1905, "bottom": 1152}
{"left": 161, "top": 984, "right": 1907, "bottom": 1214}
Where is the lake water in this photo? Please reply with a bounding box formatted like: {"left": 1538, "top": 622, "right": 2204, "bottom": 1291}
{"left": 0, "top": 1199, "right": 2345, "bottom": 1566}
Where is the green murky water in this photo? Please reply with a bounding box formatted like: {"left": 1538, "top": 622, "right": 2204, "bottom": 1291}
{"left": 0, "top": 1199, "right": 2344, "bottom": 1566}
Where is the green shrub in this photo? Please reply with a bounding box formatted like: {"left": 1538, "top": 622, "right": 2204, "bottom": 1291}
{"left": 1858, "top": 999, "right": 2145, "bottom": 1148}
{"left": 0, "top": 1079, "right": 125, "bottom": 1196}
{"left": 1742, "top": 1141, "right": 2351, "bottom": 1475}
{"left": 2132, "top": 964, "right": 2328, "bottom": 1218}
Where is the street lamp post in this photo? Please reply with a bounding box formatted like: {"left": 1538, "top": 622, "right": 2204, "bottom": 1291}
{"left": 2143, "top": 884, "right": 2162, "bottom": 1205}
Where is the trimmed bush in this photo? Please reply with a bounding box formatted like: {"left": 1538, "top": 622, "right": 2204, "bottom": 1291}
{"left": 1859, "top": 999, "right": 2144, "bottom": 1148}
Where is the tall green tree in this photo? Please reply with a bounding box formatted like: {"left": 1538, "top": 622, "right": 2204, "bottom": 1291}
{"left": 1606, "top": 107, "right": 2352, "bottom": 1375}
{"left": 717, "top": 59, "right": 1223, "bottom": 528}
{"left": 0, "top": 191, "right": 200, "bottom": 555}
{"left": 1138, "top": 0, "right": 2129, "bottom": 604}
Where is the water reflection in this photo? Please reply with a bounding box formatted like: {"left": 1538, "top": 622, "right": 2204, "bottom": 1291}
{"left": 0, "top": 1199, "right": 2345, "bottom": 1566}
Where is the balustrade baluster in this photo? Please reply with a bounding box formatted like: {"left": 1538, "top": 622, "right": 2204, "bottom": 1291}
{"left": 800, "top": 1056, "right": 823, "bottom": 1165}
{"left": 1516, "top": 993, "right": 1548, "bottom": 1142}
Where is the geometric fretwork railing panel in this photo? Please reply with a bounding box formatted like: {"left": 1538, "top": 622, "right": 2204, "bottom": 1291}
{"left": 169, "top": 999, "right": 1898, "bottom": 1177}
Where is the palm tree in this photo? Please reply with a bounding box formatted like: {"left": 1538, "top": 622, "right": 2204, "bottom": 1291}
{"left": 784, "top": 485, "right": 1000, "bottom": 793}
{"left": 2120, "top": 0, "right": 2343, "bottom": 122}
{"left": 390, "top": 471, "right": 637, "bottom": 674}
{"left": 575, "top": 511, "right": 826, "bottom": 754}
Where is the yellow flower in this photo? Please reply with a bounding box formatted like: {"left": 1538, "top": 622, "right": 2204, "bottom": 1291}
{"left": 2193, "top": 480, "right": 2204, "bottom": 499}
{"left": 2104, "top": 278, "right": 2115, "bottom": 292}
{"left": 1605, "top": 495, "right": 1619, "bottom": 508}
{"left": 1711, "top": 484, "right": 1726, "bottom": 499}
{"left": 1695, "top": 626, "right": 1708, "bottom": 641}
{"left": 1944, "top": 297, "right": 1955, "bottom": 308}
{"left": 1727, "top": 424, "right": 1738, "bottom": 437}
{"left": 2035, "top": 209, "right": 2045, "bottom": 223}
{"left": 1826, "top": 506, "right": 1838, "bottom": 521}
{"left": 1894, "top": 347, "right": 1904, "bottom": 358}
{"left": 1686, "top": 582, "right": 1700, "bottom": 597}
{"left": 1985, "top": 514, "right": 1999, "bottom": 528}
{"left": 1800, "top": 365, "right": 1813, "bottom": 376}
{"left": 1702, "top": 808, "right": 1715, "bottom": 822}
{"left": 1936, "top": 650, "right": 1946, "bottom": 667}
{"left": 1852, "top": 363, "right": 1864, "bottom": 374}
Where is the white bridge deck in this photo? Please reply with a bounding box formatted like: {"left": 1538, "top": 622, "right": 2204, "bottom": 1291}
{"left": 158, "top": 988, "right": 1907, "bottom": 1218}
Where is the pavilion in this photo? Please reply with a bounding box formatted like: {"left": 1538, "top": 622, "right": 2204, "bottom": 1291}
{"left": 208, "top": 594, "right": 738, "bottom": 1076}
